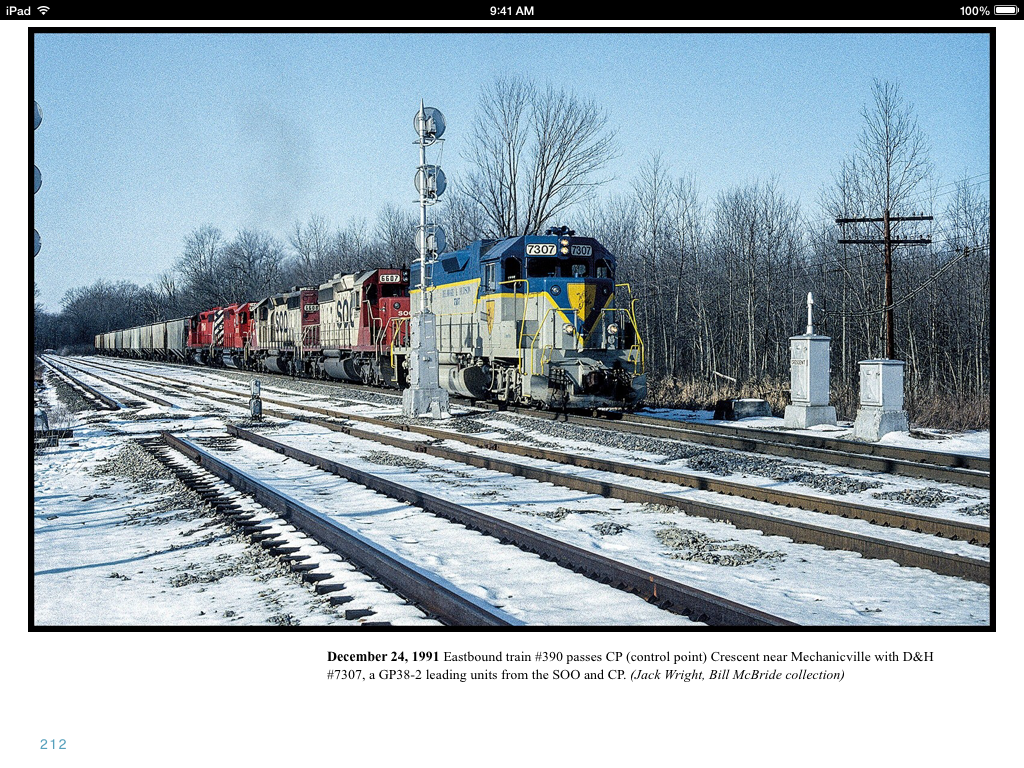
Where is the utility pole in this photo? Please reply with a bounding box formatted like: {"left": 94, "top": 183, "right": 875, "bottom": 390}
{"left": 836, "top": 210, "right": 932, "bottom": 359}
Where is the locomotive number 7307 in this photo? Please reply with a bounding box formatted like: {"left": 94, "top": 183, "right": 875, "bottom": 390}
{"left": 526, "top": 243, "right": 557, "bottom": 256}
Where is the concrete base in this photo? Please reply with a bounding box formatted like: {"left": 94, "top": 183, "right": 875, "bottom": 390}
{"left": 784, "top": 404, "right": 837, "bottom": 429}
{"left": 402, "top": 385, "right": 450, "bottom": 419}
{"left": 402, "top": 310, "right": 451, "bottom": 419}
{"left": 853, "top": 407, "right": 908, "bottom": 442}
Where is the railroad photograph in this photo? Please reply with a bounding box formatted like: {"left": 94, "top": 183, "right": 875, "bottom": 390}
{"left": 31, "top": 30, "right": 992, "bottom": 628}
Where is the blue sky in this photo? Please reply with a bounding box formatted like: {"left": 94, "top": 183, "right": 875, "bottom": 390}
{"left": 32, "top": 31, "right": 991, "bottom": 310}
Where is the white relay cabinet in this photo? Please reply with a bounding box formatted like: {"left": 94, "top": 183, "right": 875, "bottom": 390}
{"left": 853, "top": 359, "right": 908, "bottom": 441}
{"left": 784, "top": 333, "right": 837, "bottom": 428}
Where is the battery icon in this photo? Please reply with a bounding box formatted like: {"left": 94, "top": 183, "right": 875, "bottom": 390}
{"left": 994, "top": 4, "right": 1018, "bottom": 13}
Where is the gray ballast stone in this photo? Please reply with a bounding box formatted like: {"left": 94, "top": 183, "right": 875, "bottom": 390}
{"left": 871, "top": 488, "right": 960, "bottom": 508}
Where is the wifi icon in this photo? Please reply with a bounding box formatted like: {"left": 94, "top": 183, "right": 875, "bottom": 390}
{"left": 38, "top": 5, "right": 50, "bottom": 13}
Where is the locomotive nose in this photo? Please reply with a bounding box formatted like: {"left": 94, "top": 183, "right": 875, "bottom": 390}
{"left": 561, "top": 278, "right": 613, "bottom": 336}
{"left": 582, "top": 368, "right": 632, "bottom": 399}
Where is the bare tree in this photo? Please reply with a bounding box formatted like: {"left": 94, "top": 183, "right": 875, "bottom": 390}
{"left": 374, "top": 202, "right": 419, "bottom": 267}
{"left": 525, "top": 83, "right": 618, "bottom": 233}
{"left": 464, "top": 75, "right": 617, "bottom": 236}
{"left": 176, "top": 224, "right": 227, "bottom": 309}
{"left": 60, "top": 280, "right": 151, "bottom": 345}
{"left": 222, "top": 229, "right": 286, "bottom": 301}
{"left": 631, "top": 153, "right": 671, "bottom": 374}
{"left": 289, "top": 214, "right": 333, "bottom": 286}
{"left": 465, "top": 75, "right": 532, "bottom": 237}
{"left": 331, "top": 218, "right": 372, "bottom": 275}
{"left": 857, "top": 79, "right": 933, "bottom": 216}
{"left": 828, "top": 79, "right": 935, "bottom": 363}
{"left": 666, "top": 174, "right": 706, "bottom": 377}
{"left": 436, "top": 183, "right": 493, "bottom": 249}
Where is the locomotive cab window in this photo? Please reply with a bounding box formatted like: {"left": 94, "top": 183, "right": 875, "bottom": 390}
{"left": 565, "top": 260, "right": 589, "bottom": 278}
{"left": 503, "top": 256, "right": 522, "bottom": 283}
{"left": 484, "top": 262, "right": 496, "bottom": 293}
{"left": 526, "top": 257, "right": 558, "bottom": 278}
{"left": 595, "top": 259, "right": 613, "bottom": 279}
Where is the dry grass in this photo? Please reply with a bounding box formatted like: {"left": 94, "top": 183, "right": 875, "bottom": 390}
{"left": 906, "top": 390, "right": 990, "bottom": 431}
{"left": 648, "top": 375, "right": 790, "bottom": 415}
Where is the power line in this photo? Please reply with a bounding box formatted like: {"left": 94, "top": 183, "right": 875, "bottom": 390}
{"left": 820, "top": 246, "right": 981, "bottom": 319}
{"left": 836, "top": 209, "right": 933, "bottom": 358}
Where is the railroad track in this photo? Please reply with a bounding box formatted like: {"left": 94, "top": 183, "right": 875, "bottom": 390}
{"left": 61, "top": 357, "right": 991, "bottom": 585}
{"left": 134, "top": 435, "right": 440, "bottom": 627}
{"left": 160, "top": 430, "right": 791, "bottom": 626}
{"left": 37, "top": 356, "right": 124, "bottom": 410}
{"left": 85, "top": 353, "right": 991, "bottom": 488}
{"left": 151, "top": 432, "right": 522, "bottom": 627}
{"left": 619, "top": 410, "right": 991, "bottom": 473}
{"left": 489, "top": 405, "right": 991, "bottom": 490}
{"left": 42, "top": 356, "right": 175, "bottom": 409}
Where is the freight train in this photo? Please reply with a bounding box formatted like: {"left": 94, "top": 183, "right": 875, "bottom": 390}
{"left": 94, "top": 228, "right": 647, "bottom": 409}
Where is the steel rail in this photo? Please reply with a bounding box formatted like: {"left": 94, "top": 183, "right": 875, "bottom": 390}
{"left": 67, "top": 359, "right": 991, "bottom": 582}
{"left": 78, "top": 355, "right": 991, "bottom": 485}
{"left": 161, "top": 431, "right": 523, "bottom": 628}
{"left": 48, "top": 357, "right": 176, "bottom": 409}
{"left": 227, "top": 425, "right": 797, "bottom": 627}
{"left": 494, "top": 405, "right": 990, "bottom": 490}
{"left": 256, "top": 419, "right": 989, "bottom": 585}
{"left": 38, "top": 356, "right": 123, "bottom": 410}
{"left": 616, "top": 411, "right": 990, "bottom": 473}
{"left": 367, "top": 420, "right": 989, "bottom": 546}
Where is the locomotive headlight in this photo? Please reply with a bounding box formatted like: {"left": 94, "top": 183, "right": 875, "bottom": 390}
{"left": 550, "top": 284, "right": 561, "bottom": 295}
{"left": 393, "top": 301, "right": 401, "bottom": 310}
{"left": 561, "top": 247, "right": 569, "bottom": 254}
{"left": 607, "top": 322, "right": 620, "bottom": 336}
{"left": 560, "top": 238, "right": 569, "bottom": 246}
{"left": 563, "top": 323, "right": 575, "bottom": 336}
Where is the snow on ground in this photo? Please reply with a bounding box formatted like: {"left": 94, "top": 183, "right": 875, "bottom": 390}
{"left": 424, "top": 413, "right": 991, "bottom": 528}
{"left": 33, "top": 377, "right": 430, "bottom": 627}
{"left": 640, "top": 407, "right": 991, "bottom": 459}
{"left": 254, "top": 419, "right": 988, "bottom": 626}
{"left": 36, "top": 357, "right": 990, "bottom": 627}
{"left": 186, "top": 428, "right": 695, "bottom": 626}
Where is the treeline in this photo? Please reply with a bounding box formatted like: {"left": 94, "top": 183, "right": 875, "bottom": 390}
{"left": 34, "top": 204, "right": 421, "bottom": 352}
{"left": 34, "top": 76, "right": 990, "bottom": 427}
{"left": 575, "top": 163, "right": 990, "bottom": 427}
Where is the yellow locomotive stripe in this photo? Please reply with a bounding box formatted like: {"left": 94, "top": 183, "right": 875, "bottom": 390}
{"left": 412, "top": 278, "right": 614, "bottom": 332}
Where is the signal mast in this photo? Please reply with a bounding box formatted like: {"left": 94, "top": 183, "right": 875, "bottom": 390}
{"left": 402, "top": 101, "right": 451, "bottom": 419}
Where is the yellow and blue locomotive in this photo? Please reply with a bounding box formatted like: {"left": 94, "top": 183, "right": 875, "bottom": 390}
{"left": 406, "top": 227, "right": 646, "bottom": 409}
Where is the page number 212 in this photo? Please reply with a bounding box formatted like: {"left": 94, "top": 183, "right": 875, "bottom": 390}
{"left": 40, "top": 739, "right": 66, "bottom": 750}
